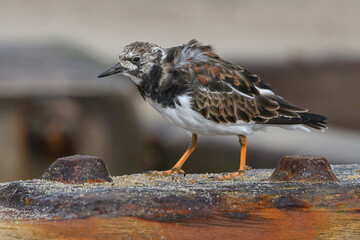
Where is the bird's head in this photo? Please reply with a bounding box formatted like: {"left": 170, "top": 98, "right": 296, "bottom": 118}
{"left": 97, "top": 41, "right": 164, "bottom": 85}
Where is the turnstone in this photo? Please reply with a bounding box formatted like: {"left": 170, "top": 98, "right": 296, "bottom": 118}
{"left": 98, "top": 39, "right": 327, "bottom": 180}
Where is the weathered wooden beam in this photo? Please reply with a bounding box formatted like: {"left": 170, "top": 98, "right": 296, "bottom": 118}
{"left": 0, "top": 155, "right": 359, "bottom": 220}
{"left": 0, "top": 155, "right": 359, "bottom": 238}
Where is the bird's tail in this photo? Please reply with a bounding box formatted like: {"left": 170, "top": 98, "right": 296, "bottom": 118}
{"left": 299, "top": 112, "right": 328, "bottom": 130}
{"left": 267, "top": 112, "right": 328, "bottom": 131}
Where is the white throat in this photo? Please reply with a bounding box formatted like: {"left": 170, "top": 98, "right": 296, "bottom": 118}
{"left": 122, "top": 73, "right": 142, "bottom": 85}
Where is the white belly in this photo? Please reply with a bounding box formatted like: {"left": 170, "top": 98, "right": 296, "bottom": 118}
{"left": 146, "top": 95, "right": 310, "bottom": 136}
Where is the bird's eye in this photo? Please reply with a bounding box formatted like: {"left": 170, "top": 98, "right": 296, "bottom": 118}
{"left": 132, "top": 56, "right": 141, "bottom": 63}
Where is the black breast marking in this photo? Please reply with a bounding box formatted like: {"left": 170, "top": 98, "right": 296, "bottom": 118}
{"left": 138, "top": 65, "right": 189, "bottom": 108}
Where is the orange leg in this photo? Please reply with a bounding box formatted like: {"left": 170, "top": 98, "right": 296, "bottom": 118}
{"left": 151, "top": 133, "right": 198, "bottom": 176}
{"left": 218, "top": 135, "right": 247, "bottom": 180}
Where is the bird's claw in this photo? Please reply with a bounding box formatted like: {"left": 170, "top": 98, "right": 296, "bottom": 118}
{"left": 217, "top": 170, "right": 245, "bottom": 181}
{"left": 148, "top": 168, "right": 185, "bottom": 177}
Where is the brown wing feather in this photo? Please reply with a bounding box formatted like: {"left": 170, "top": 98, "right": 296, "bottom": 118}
{"left": 187, "top": 62, "right": 308, "bottom": 124}
{"left": 167, "top": 40, "right": 311, "bottom": 125}
{"left": 191, "top": 85, "right": 283, "bottom": 124}
{"left": 191, "top": 87, "right": 258, "bottom": 123}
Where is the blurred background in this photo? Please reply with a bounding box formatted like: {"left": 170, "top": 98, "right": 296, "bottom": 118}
{"left": 0, "top": 0, "right": 359, "bottom": 181}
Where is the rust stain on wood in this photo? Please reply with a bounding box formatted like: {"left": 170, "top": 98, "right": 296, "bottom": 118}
{"left": 268, "top": 155, "right": 340, "bottom": 182}
{"left": 40, "top": 155, "right": 112, "bottom": 184}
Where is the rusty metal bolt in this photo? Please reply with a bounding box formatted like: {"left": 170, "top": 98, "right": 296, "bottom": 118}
{"left": 41, "top": 155, "right": 112, "bottom": 184}
{"left": 268, "top": 155, "right": 340, "bottom": 182}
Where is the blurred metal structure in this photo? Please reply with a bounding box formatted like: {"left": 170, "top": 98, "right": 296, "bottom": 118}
{"left": 0, "top": 0, "right": 359, "bottom": 181}
{"left": 0, "top": 44, "right": 144, "bottom": 181}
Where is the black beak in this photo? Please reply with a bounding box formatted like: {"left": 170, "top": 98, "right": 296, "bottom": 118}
{"left": 97, "top": 63, "right": 123, "bottom": 78}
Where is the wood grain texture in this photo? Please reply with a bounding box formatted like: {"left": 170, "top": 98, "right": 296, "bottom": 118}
{"left": 1, "top": 210, "right": 359, "bottom": 240}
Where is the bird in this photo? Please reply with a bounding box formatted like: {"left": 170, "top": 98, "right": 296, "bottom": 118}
{"left": 98, "top": 39, "right": 327, "bottom": 180}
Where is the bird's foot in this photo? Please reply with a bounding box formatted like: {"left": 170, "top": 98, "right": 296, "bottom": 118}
{"left": 148, "top": 168, "right": 185, "bottom": 177}
{"left": 217, "top": 170, "right": 245, "bottom": 181}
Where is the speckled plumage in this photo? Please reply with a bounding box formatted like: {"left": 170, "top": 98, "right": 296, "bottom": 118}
{"left": 98, "top": 39, "right": 327, "bottom": 179}
{"left": 98, "top": 39, "right": 327, "bottom": 133}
